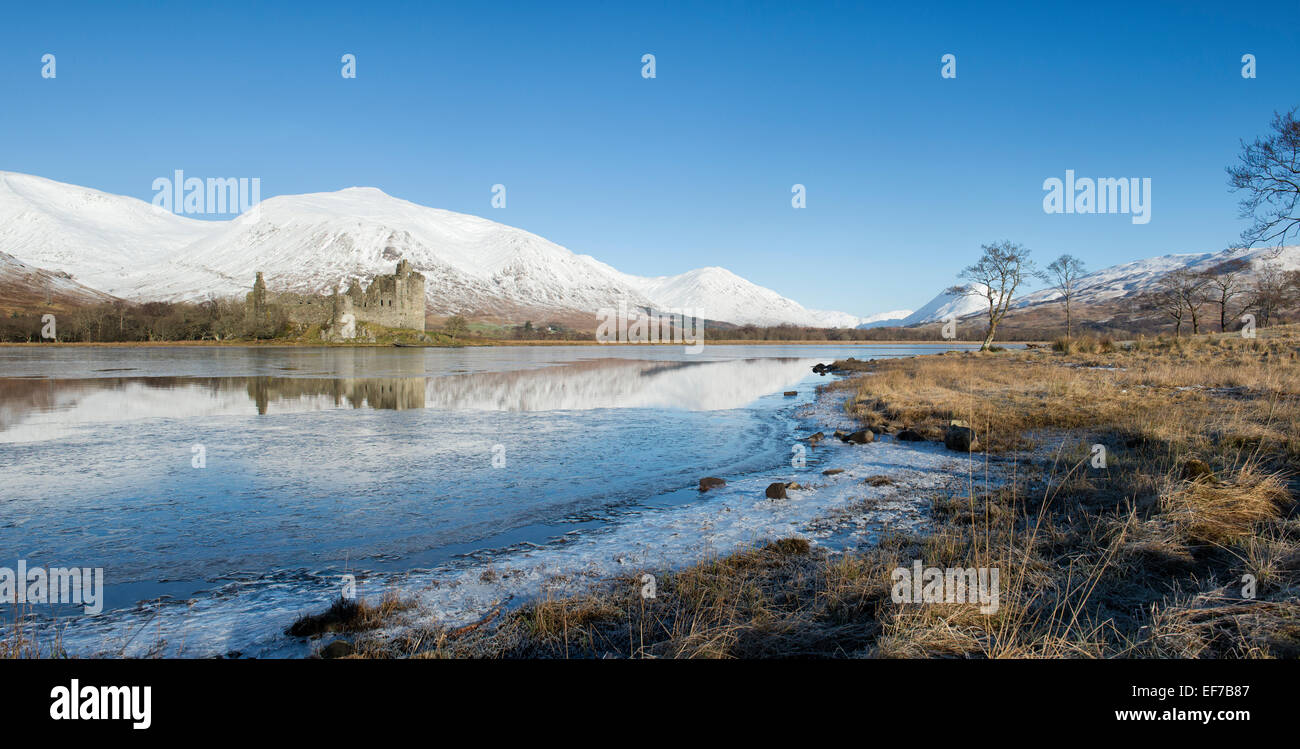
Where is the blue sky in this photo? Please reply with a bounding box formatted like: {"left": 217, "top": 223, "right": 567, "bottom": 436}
{"left": 2, "top": 0, "right": 1298, "bottom": 316}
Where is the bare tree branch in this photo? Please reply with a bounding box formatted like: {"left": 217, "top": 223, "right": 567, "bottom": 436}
{"left": 1227, "top": 108, "right": 1300, "bottom": 248}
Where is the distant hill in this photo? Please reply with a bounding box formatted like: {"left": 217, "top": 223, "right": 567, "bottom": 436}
{"left": 853, "top": 309, "right": 914, "bottom": 329}
{"left": 888, "top": 245, "right": 1300, "bottom": 333}
{"left": 0, "top": 250, "right": 118, "bottom": 314}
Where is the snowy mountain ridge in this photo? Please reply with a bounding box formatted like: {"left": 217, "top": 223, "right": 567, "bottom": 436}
{"left": 895, "top": 245, "right": 1300, "bottom": 327}
{"left": 0, "top": 171, "right": 877, "bottom": 328}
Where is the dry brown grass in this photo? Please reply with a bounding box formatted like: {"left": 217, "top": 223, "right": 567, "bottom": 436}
{"left": 1159, "top": 465, "right": 1291, "bottom": 545}
{"left": 1051, "top": 335, "right": 1117, "bottom": 354}
{"left": 1, "top": 606, "right": 67, "bottom": 659}
{"left": 1149, "top": 594, "right": 1300, "bottom": 658}
{"left": 367, "top": 539, "right": 892, "bottom": 659}
{"left": 836, "top": 328, "right": 1300, "bottom": 461}
{"left": 286, "top": 590, "right": 410, "bottom": 638}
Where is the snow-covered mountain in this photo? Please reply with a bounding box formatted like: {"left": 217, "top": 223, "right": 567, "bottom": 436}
{"left": 0, "top": 172, "right": 213, "bottom": 299}
{"left": 614, "top": 265, "right": 874, "bottom": 328}
{"left": 896, "top": 245, "right": 1300, "bottom": 327}
{"left": 0, "top": 172, "right": 869, "bottom": 327}
{"left": 126, "top": 186, "right": 668, "bottom": 316}
{"left": 887, "top": 284, "right": 992, "bottom": 326}
{"left": 1016, "top": 246, "right": 1300, "bottom": 309}
{"left": 0, "top": 250, "right": 118, "bottom": 308}
{"left": 853, "top": 309, "right": 914, "bottom": 328}
{"left": 811, "top": 307, "right": 896, "bottom": 329}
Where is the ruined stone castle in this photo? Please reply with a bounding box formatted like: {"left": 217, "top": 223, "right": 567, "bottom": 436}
{"left": 245, "top": 260, "right": 426, "bottom": 338}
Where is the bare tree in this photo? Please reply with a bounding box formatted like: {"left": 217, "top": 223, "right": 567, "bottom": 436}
{"left": 1138, "top": 287, "right": 1187, "bottom": 336}
{"left": 1247, "top": 266, "right": 1293, "bottom": 327}
{"left": 1287, "top": 269, "right": 1300, "bottom": 307}
{"left": 1141, "top": 270, "right": 1209, "bottom": 337}
{"left": 1228, "top": 108, "right": 1300, "bottom": 248}
{"left": 1043, "top": 254, "right": 1087, "bottom": 339}
{"left": 949, "top": 241, "right": 1035, "bottom": 351}
{"left": 444, "top": 314, "right": 469, "bottom": 343}
{"left": 1202, "top": 259, "right": 1250, "bottom": 333}
{"left": 1157, "top": 269, "right": 1211, "bottom": 335}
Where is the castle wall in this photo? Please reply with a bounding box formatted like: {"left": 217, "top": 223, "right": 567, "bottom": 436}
{"left": 270, "top": 292, "right": 336, "bottom": 326}
{"left": 345, "top": 259, "right": 425, "bottom": 331}
{"left": 246, "top": 261, "right": 425, "bottom": 334}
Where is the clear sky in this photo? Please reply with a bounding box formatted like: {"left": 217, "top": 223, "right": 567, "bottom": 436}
{"left": 2, "top": 1, "right": 1298, "bottom": 316}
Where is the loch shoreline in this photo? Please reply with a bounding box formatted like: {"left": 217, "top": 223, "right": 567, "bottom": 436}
{"left": 299, "top": 330, "right": 1300, "bottom": 658}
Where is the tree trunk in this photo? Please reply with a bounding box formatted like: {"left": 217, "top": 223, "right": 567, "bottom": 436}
{"left": 1065, "top": 298, "right": 1073, "bottom": 339}
{"left": 982, "top": 297, "right": 998, "bottom": 350}
{"left": 981, "top": 323, "right": 997, "bottom": 351}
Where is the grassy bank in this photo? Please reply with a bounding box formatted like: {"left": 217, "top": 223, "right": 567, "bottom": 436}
{"left": 315, "top": 327, "right": 1300, "bottom": 659}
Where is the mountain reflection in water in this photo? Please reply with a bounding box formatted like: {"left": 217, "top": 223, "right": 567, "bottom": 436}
{"left": 0, "top": 357, "right": 818, "bottom": 442}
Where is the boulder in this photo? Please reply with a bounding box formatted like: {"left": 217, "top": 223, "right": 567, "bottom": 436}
{"left": 805, "top": 431, "right": 825, "bottom": 443}
{"left": 320, "top": 639, "right": 355, "bottom": 659}
{"left": 785, "top": 481, "right": 803, "bottom": 491}
{"left": 943, "top": 425, "right": 979, "bottom": 452}
{"left": 1182, "top": 459, "right": 1214, "bottom": 482}
{"left": 833, "top": 430, "right": 847, "bottom": 440}
{"left": 1125, "top": 434, "right": 1154, "bottom": 450}
{"left": 784, "top": 391, "right": 798, "bottom": 397}
{"left": 822, "top": 468, "right": 845, "bottom": 475}
{"left": 698, "top": 477, "right": 727, "bottom": 492}
{"left": 765, "top": 482, "right": 789, "bottom": 499}
{"left": 842, "top": 429, "right": 875, "bottom": 444}
{"left": 896, "top": 428, "right": 926, "bottom": 442}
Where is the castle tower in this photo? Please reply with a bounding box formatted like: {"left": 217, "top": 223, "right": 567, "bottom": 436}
{"left": 246, "top": 271, "right": 269, "bottom": 324}
{"left": 345, "top": 278, "right": 363, "bottom": 307}
{"left": 399, "top": 261, "right": 425, "bottom": 331}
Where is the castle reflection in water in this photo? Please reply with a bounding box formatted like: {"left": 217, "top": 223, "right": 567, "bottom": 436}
{"left": 245, "top": 377, "right": 428, "bottom": 413}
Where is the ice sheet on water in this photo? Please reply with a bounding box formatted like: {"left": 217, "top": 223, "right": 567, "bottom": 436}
{"left": 42, "top": 388, "right": 977, "bottom": 658}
